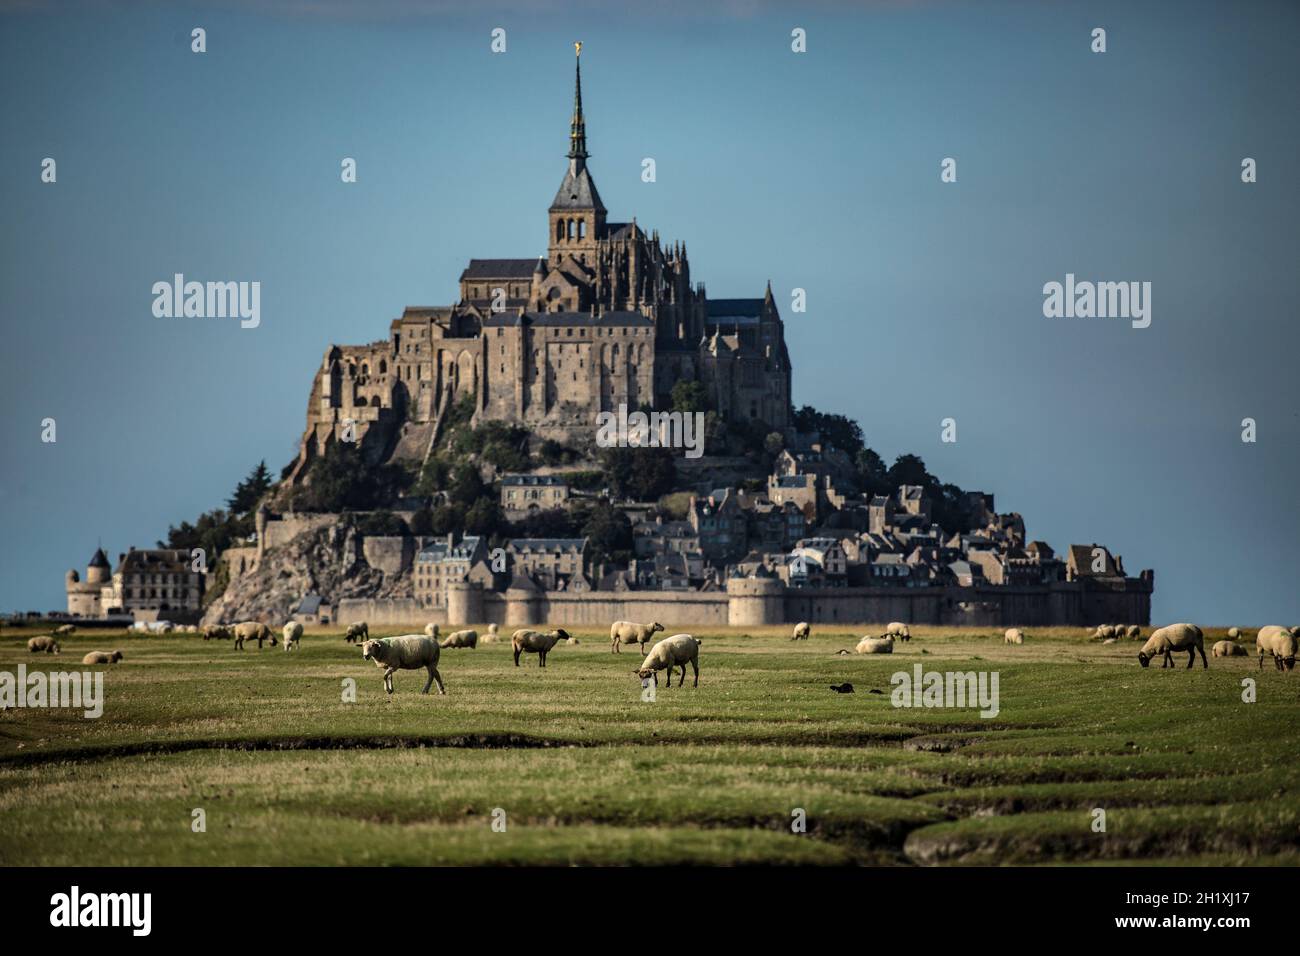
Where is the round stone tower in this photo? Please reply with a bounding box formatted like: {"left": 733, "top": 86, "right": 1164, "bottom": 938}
{"left": 504, "top": 585, "right": 542, "bottom": 627}
{"left": 446, "top": 581, "right": 485, "bottom": 627}
{"left": 726, "top": 573, "right": 785, "bottom": 627}
{"left": 86, "top": 547, "right": 111, "bottom": 585}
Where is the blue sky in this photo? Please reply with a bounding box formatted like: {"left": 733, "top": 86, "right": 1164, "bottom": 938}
{"left": 1, "top": 0, "right": 1297, "bottom": 622}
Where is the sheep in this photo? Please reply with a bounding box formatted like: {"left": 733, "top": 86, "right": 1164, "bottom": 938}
{"left": 512, "top": 628, "right": 570, "bottom": 668}
{"left": 634, "top": 633, "right": 702, "bottom": 688}
{"left": 1137, "top": 623, "right": 1207, "bottom": 669}
{"left": 440, "top": 628, "right": 478, "bottom": 649}
{"left": 82, "top": 650, "right": 123, "bottom": 665}
{"left": 884, "top": 622, "right": 911, "bottom": 642}
{"left": 1227, "top": 626, "right": 1243, "bottom": 640}
{"left": 27, "top": 636, "right": 60, "bottom": 654}
{"left": 1004, "top": 628, "right": 1025, "bottom": 645}
{"left": 53, "top": 623, "right": 76, "bottom": 636}
{"left": 1212, "top": 640, "right": 1247, "bottom": 658}
{"left": 1126, "top": 625, "right": 1141, "bottom": 639}
{"left": 345, "top": 622, "right": 369, "bottom": 644}
{"left": 1255, "top": 625, "right": 1297, "bottom": 672}
{"left": 481, "top": 624, "right": 501, "bottom": 645}
{"left": 203, "top": 625, "right": 232, "bottom": 641}
{"left": 855, "top": 635, "right": 894, "bottom": 654}
{"left": 791, "top": 621, "right": 811, "bottom": 641}
{"left": 282, "top": 620, "right": 303, "bottom": 652}
{"left": 1094, "top": 625, "right": 1116, "bottom": 640}
{"left": 361, "top": 636, "right": 445, "bottom": 695}
{"left": 609, "top": 620, "right": 664, "bottom": 655}
{"left": 232, "top": 621, "right": 275, "bottom": 650}
{"left": 424, "top": 623, "right": 440, "bottom": 639}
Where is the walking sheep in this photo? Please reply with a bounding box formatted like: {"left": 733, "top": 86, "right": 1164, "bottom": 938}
{"left": 282, "top": 620, "right": 303, "bottom": 652}
{"left": 440, "top": 628, "right": 478, "bottom": 649}
{"left": 1004, "top": 628, "right": 1025, "bottom": 645}
{"left": 634, "top": 633, "right": 702, "bottom": 688}
{"left": 345, "top": 622, "right": 368, "bottom": 644}
{"left": 232, "top": 621, "right": 275, "bottom": 650}
{"left": 1256, "top": 625, "right": 1297, "bottom": 671}
{"left": 791, "top": 621, "right": 811, "bottom": 641}
{"left": 82, "top": 650, "right": 123, "bottom": 665}
{"left": 27, "top": 636, "right": 60, "bottom": 654}
{"left": 1212, "top": 640, "right": 1247, "bottom": 658}
{"left": 609, "top": 620, "right": 664, "bottom": 654}
{"left": 885, "top": 622, "right": 911, "bottom": 641}
{"left": 855, "top": 635, "right": 894, "bottom": 654}
{"left": 361, "top": 636, "right": 445, "bottom": 695}
{"left": 512, "top": 628, "right": 570, "bottom": 668}
{"left": 1137, "top": 623, "right": 1207, "bottom": 669}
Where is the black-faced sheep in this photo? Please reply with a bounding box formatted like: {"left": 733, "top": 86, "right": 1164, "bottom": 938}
{"left": 203, "top": 625, "right": 231, "bottom": 641}
{"left": 1125, "top": 625, "right": 1141, "bottom": 639}
{"left": 609, "top": 620, "right": 663, "bottom": 654}
{"left": 345, "top": 622, "right": 369, "bottom": 644}
{"left": 1137, "top": 623, "right": 1207, "bottom": 669}
{"left": 885, "top": 622, "right": 911, "bottom": 641}
{"left": 282, "top": 621, "right": 303, "bottom": 652}
{"left": 791, "top": 621, "right": 811, "bottom": 641}
{"left": 1212, "top": 640, "right": 1247, "bottom": 658}
{"left": 361, "top": 636, "right": 445, "bottom": 695}
{"left": 27, "top": 636, "right": 60, "bottom": 654}
{"left": 1256, "top": 625, "right": 1297, "bottom": 672}
{"left": 512, "top": 628, "right": 570, "bottom": 667}
{"left": 1004, "top": 628, "right": 1025, "bottom": 645}
{"left": 440, "top": 628, "right": 478, "bottom": 649}
{"left": 635, "top": 633, "right": 702, "bottom": 688}
{"left": 232, "top": 621, "right": 275, "bottom": 650}
{"left": 82, "top": 650, "right": 123, "bottom": 665}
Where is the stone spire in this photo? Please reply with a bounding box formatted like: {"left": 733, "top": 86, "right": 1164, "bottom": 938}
{"left": 568, "top": 41, "right": 588, "bottom": 166}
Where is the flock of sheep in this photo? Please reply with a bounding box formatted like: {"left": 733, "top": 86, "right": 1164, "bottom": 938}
{"left": 19, "top": 615, "right": 1297, "bottom": 696}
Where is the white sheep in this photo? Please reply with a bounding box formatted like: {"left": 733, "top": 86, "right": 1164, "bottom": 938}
{"left": 82, "top": 650, "right": 123, "bottom": 665}
{"left": 482, "top": 623, "right": 500, "bottom": 645}
{"left": 345, "top": 622, "right": 369, "bottom": 644}
{"left": 1137, "top": 623, "right": 1207, "bottom": 669}
{"left": 512, "top": 628, "right": 570, "bottom": 668}
{"left": 635, "top": 633, "right": 703, "bottom": 687}
{"left": 232, "top": 621, "right": 275, "bottom": 650}
{"left": 203, "top": 624, "right": 231, "bottom": 641}
{"left": 855, "top": 635, "right": 894, "bottom": 654}
{"left": 53, "top": 623, "right": 76, "bottom": 636}
{"left": 282, "top": 620, "right": 303, "bottom": 652}
{"left": 1212, "top": 640, "right": 1247, "bottom": 658}
{"left": 424, "top": 623, "right": 440, "bottom": 639}
{"left": 1004, "top": 628, "right": 1025, "bottom": 645}
{"left": 1227, "top": 626, "right": 1244, "bottom": 640}
{"left": 609, "top": 620, "right": 664, "bottom": 654}
{"left": 1126, "top": 625, "right": 1141, "bottom": 639}
{"left": 1094, "top": 625, "right": 1115, "bottom": 640}
{"left": 440, "top": 628, "right": 478, "bottom": 649}
{"left": 27, "top": 636, "right": 60, "bottom": 654}
{"left": 791, "top": 621, "right": 811, "bottom": 641}
{"left": 885, "top": 622, "right": 911, "bottom": 641}
{"left": 361, "top": 636, "right": 445, "bottom": 695}
{"left": 1256, "top": 625, "right": 1298, "bottom": 672}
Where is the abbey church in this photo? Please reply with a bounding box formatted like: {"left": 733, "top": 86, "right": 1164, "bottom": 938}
{"left": 289, "top": 47, "right": 792, "bottom": 480}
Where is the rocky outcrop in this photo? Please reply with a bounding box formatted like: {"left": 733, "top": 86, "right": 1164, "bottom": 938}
{"left": 202, "top": 519, "right": 408, "bottom": 626}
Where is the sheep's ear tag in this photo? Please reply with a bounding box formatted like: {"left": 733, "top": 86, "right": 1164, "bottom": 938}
{"left": 640, "top": 677, "right": 656, "bottom": 703}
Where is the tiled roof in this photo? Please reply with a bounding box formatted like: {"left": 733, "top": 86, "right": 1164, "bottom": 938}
{"left": 459, "top": 259, "right": 538, "bottom": 280}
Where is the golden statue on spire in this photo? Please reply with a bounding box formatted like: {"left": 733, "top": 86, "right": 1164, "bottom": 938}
{"left": 575, "top": 41, "right": 582, "bottom": 56}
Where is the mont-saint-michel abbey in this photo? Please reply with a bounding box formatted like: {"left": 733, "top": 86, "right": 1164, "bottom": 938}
{"left": 289, "top": 47, "right": 791, "bottom": 481}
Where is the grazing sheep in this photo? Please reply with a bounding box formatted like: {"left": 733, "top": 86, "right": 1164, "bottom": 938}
{"left": 345, "top": 622, "right": 369, "bottom": 644}
{"left": 791, "top": 621, "right": 811, "bottom": 641}
{"left": 361, "top": 636, "right": 445, "bottom": 695}
{"left": 1126, "top": 625, "right": 1141, "bottom": 639}
{"left": 440, "top": 628, "right": 478, "bottom": 649}
{"left": 1094, "top": 625, "right": 1116, "bottom": 640}
{"left": 53, "top": 624, "right": 76, "bottom": 636}
{"left": 1137, "top": 623, "right": 1207, "bottom": 669}
{"left": 424, "top": 623, "right": 440, "bottom": 639}
{"left": 609, "top": 620, "right": 664, "bottom": 654}
{"left": 81, "top": 650, "right": 123, "bottom": 665}
{"left": 512, "top": 628, "right": 570, "bottom": 668}
{"left": 282, "top": 620, "right": 303, "bottom": 652}
{"left": 855, "top": 635, "right": 894, "bottom": 654}
{"left": 1004, "top": 628, "right": 1025, "bottom": 645}
{"left": 1212, "top": 640, "right": 1247, "bottom": 658}
{"left": 232, "top": 621, "right": 275, "bottom": 650}
{"left": 203, "top": 625, "right": 232, "bottom": 641}
{"left": 634, "top": 633, "right": 702, "bottom": 688}
{"left": 1227, "top": 626, "right": 1243, "bottom": 640}
{"left": 1256, "top": 625, "right": 1297, "bottom": 672}
{"left": 26, "top": 636, "right": 60, "bottom": 654}
{"left": 885, "top": 622, "right": 911, "bottom": 641}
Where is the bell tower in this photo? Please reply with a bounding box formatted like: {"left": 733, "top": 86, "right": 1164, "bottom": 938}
{"left": 548, "top": 41, "right": 606, "bottom": 268}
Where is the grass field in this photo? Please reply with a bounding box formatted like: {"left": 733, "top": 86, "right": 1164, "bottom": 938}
{"left": 0, "top": 623, "right": 1297, "bottom": 866}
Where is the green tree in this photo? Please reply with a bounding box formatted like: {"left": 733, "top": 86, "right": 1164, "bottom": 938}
{"left": 671, "top": 380, "right": 710, "bottom": 414}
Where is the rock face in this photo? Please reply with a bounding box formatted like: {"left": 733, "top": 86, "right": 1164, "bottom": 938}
{"left": 202, "top": 520, "right": 405, "bottom": 626}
